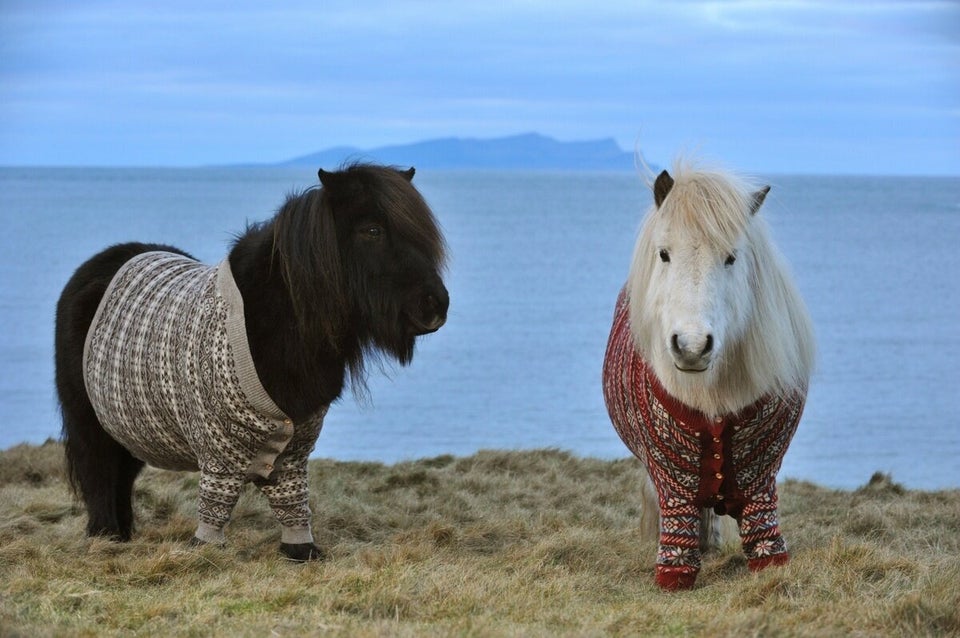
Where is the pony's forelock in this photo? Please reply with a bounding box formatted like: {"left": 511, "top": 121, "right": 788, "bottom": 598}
{"left": 384, "top": 179, "right": 449, "bottom": 272}
{"left": 659, "top": 158, "right": 759, "bottom": 254}
{"left": 337, "top": 162, "right": 449, "bottom": 271}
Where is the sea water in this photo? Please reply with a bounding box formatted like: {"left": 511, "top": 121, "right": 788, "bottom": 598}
{"left": 1, "top": 167, "right": 957, "bottom": 489}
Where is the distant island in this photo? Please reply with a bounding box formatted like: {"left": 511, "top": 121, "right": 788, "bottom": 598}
{"left": 277, "top": 132, "right": 647, "bottom": 172}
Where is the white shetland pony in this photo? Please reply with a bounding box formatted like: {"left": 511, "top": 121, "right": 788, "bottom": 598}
{"left": 603, "top": 158, "right": 815, "bottom": 590}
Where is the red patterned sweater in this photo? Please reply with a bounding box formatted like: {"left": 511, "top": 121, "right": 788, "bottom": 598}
{"left": 602, "top": 289, "right": 805, "bottom": 590}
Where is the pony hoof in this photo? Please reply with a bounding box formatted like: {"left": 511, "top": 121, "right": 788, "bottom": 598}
{"left": 748, "top": 552, "right": 789, "bottom": 572}
{"left": 87, "top": 525, "right": 131, "bottom": 542}
{"left": 188, "top": 536, "right": 207, "bottom": 547}
{"left": 279, "top": 542, "right": 325, "bottom": 562}
{"left": 655, "top": 566, "right": 698, "bottom": 591}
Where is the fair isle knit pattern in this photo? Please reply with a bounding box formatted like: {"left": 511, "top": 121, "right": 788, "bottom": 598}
{"left": 83, "top": 251, "right": 327, "bottom": 544}
{"left": 602, "top": 289, "right": 804, "bottom": 589}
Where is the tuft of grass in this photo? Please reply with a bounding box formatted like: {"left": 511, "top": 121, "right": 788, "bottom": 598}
{"left": 1, "top": 442, "right": 958, "bottom": 637}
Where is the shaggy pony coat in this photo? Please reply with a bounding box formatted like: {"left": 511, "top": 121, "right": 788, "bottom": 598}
{"left": 56, "top": 164, "right": 448, "bottom": 561}
{"left": 603, "top": 160, "right": 814, "bottom": 590}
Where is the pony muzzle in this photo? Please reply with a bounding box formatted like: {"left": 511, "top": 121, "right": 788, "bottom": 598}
{"left": 408, "top": 287, "right": 449, "bottom": 335}
{"left": 670, "top": 331, "right": 714, "bottom": 372}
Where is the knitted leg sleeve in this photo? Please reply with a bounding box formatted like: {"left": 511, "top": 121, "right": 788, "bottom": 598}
{"left": 656, "top": 502, "right": 702, "bottom": 590}
{"left": 259, "top": 461, "right": 314, "bottom": 545}
{"left": 195, "top": 472, "right": 244, "bottom": 544}
{"left": 739, "top": 487, "right": 789, "bottom": 571}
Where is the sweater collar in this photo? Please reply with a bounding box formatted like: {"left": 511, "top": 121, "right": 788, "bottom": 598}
{"left": 644, "top": 363, "right": 763, "bottom": 435}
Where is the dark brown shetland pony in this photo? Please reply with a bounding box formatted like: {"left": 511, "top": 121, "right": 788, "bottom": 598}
{"left": 55, "top": 164, "right": 448, "bottom": 561}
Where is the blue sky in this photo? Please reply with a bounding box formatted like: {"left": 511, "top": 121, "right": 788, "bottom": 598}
{"left": 1, "top": 0, "right": 958, "bottom": 174}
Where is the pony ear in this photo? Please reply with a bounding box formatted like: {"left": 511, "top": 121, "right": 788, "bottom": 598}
{"left": 318, "top": 168, "right": 352, "bottom": 193}
{"left": 654, "top": 170, "right": 674, "bottom": 208}
{"left": 402, "top": 167, "right": 415, "bottom": 181}
{"left": 750, "top": 186, "right": 771, "bottom": 216}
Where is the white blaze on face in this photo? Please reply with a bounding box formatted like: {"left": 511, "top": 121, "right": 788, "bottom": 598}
{"left": 652, "top": 218, "right": 753, "bottom": 377}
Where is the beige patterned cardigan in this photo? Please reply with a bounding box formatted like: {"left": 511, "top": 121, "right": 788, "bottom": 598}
{"left": 83, "top": 251, "right": 327, "bottom": 545}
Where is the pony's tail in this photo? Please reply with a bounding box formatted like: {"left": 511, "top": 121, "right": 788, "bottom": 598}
{"left": 55, "top": 243, "right": 154, "bottom": 540}
{"left": 700, "top": 509, "right": 739, "bottom": 551}
{"left": 57, "top": 308, "right": 139, "bottom": 539}
{"left": 637, "top": 466, "right": 660, "bottom": 541}
{"left": 60, "top": 398, "right": 141, "bottom": 540}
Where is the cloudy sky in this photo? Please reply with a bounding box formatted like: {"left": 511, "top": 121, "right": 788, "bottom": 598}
{"left": 1, "top": 0, "right": 958, "bottom": 174}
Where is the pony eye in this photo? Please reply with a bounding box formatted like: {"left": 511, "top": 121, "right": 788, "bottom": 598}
{"left": 659, "top": 249, "right": 670, "bottom": 263}
{"left": 725, "top": 254, "right": 736, "bottom": 266}
{"left": 360, "top": 224, "right": 384, "bottom": 239}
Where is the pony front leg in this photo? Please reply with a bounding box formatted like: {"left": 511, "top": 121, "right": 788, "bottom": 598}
{"left": 656, "top": 502, "right": 703, "bottom": 590}
{"left": 194, "top": 472, "right": 245, "bottom": 545}
{"left": 257, "top": 464, "right": 324, "bottom": 562}
{"left": 739, "top": 494, "right": 790, "bottom": 572}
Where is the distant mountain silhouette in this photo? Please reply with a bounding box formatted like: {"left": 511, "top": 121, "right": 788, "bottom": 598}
{"left": 279, "top": 132, "right": 645, "bottom": 171}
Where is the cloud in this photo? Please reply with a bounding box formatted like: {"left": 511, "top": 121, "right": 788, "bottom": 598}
{"left": 1, "top": 0, "right": 957, "bottom": 172}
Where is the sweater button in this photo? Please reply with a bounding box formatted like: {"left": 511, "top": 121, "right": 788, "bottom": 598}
{"left": 712, "top": 437, "right": 720, "bottom": 443}
{"left": 717, "top": 494, "right": 725, "bottom": 500}
{"left": 714, "top": 417, "right": 723, "bottom": 424}
{"left": 713, "top": 453, "right": 721, "bottom": 460}
{"left": 715, "top": 473, "right": 723, "bottom": 480}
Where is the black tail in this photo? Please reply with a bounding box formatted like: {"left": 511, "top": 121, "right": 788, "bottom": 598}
{"left": 55, "top": 242, "right": 190, "bottom": 540}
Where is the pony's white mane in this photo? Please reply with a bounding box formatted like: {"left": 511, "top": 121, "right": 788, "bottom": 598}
{"left": 627, "top": 157, "right": 815, "bottom": 415}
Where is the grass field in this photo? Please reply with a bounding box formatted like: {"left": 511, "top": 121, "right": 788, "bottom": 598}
{"left": 1, "top": 440, "right": 958, "bottom": 637}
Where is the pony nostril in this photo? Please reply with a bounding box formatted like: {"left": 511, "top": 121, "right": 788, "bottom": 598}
{"left": 702, "top": 334, "right": 713, "bottom": 356}
{"left": 434, "top": 287, "right": 450, "bottom": 316}
{"left": 422, "top": 293, "right": 447, "bottom": 319}
{"left": 415, "top": 291, "right": 448, "bottom": 333}
{"left": 420, "top": 295, "right": 438, "bottom": 322}
{"left": 672, "top": 333, "right": 712, "bottom": 359}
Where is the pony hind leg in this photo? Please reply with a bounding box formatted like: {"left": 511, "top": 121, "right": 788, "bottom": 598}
{"left": 61, "top": 400, "right": 143, "bottom": 540}
{"left": 114, "top": 450, "right": 145, "bottom": 539}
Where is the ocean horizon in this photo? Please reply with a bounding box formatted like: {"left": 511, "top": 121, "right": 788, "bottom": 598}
{"left": 1, "top": 167, "right": 958, "bottom": 490}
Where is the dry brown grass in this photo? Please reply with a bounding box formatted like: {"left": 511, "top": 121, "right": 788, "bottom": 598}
{"left": 1, "top": 440, "right": 958, "bottom": 637}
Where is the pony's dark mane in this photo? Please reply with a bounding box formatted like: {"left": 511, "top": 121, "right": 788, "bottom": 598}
{"left": 229, "top": 163, "right": 447, "bottom": 418}
{"left": 271, "top": 186, "right": 348, "bottom": 351}
{"left": 55, "top": 161, "right": 447, "bottom": 556}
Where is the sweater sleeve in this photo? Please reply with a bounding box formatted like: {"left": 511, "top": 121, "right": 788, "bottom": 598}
{"left": 257, "top": 409, "right": 327, "bottom": 544}
{"left": 195, "top": 471, "right": 245, "bottom": 543}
